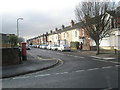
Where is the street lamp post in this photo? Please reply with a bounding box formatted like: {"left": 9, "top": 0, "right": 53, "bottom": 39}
{"left": 17, "top": 18, "right": 23, "bottom": 37}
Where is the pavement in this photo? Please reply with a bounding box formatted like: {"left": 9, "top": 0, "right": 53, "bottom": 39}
{"left": 1, "top": 54, "right": 59, "bottom": 79}
{"left": 71, "top": 50, "right": 120, "bottom": 63}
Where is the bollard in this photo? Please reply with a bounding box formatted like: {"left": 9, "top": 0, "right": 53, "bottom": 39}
{"left": 22, "top": 42, "right": 27, "bottom": 61}
{"left": 19, "top": 48, "right": 23, "bottom": 64}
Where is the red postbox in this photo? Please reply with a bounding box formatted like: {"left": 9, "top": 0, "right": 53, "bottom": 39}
{"left": 22, "top": 42, "right": 27, "bottom": 60}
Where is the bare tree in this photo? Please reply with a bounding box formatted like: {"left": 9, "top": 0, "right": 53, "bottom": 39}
{"left": 75, "top": 1, "right": 116, "bottom": 54}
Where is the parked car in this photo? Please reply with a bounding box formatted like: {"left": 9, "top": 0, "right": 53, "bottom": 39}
{"left": 32, "top": 45, "right": 37, "bottom": 48}
{"left": 58, "top": 45, "right": 70, "bottom": 51}
{"left": 18, "top": 46, "right": 22, "bottom": 51}
{"left": 38, "top": 45, "right": 41, "bottom": 48}
{"left": 51, "top": 45, "right": 60, "bottom": 50}
{"left": 26, "top": 45, "right": 31, "bottom": 50}
{"left": 41, "top": 45, "right": 48, "bottom": 49}
{"left": 36, "top": 45, "right": 39, "bottom": 48}
{"left": 47, "top": 45, "right": 53, "bottom": 50}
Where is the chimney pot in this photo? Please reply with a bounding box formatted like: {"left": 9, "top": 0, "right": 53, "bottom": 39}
{"left": 71, "top": 20, "right": 74, "bottom": 27}
{"left": 46, "top": 32, "right": 48, "bottom": 35}
{"left": 50, "top": 30, "right": 52, "bottom": 34}
{"left": 62, "top": 25, "right": 65, "bottom": 29}
{"left": 55, "top": 28, "right": 58, "bottom": 31}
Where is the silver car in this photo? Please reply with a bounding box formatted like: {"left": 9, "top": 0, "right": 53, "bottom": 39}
{"left": 58, "top": 45, "right": 70, "bottom": 51}
{"left": 51, "top": 45, "right": 60, "bottom": 50}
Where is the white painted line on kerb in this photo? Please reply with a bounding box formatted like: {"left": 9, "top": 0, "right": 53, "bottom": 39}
{"left": 13, "top": 76, "right": 30, "bottom": 80}
{"left": 75, "top": 70, "right": 85, "bottom": 72}
{"left": 91, "top": 56, "right": 102, "bottom": 59}
{"left": 35, "top": 74, "right": 51, "bottom": 77}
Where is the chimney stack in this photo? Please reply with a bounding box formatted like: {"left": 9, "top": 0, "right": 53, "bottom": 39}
{"left": 71, "top": 20, "right": 74, "bottom": 27}
{"left": 55, "top": 28, "right": 58, "bottom": 31}
{"left": 46, "top": 32, "right": 48, "bottom": 35}
{"left": 62, "top": 25, "right": 65, "bottom": 30}
{"left": 50, "top": 30, "right": 52, "bottom": 34}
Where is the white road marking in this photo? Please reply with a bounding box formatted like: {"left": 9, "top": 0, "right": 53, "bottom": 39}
{"left": 57, "top": 53, "right": 65, "bottom": 55}
{"left": 55, "top": 72, "right": 69, "bottom": 75}
{"left": 92, "top": 58, "right": 119, "bottom": 64}
{"left": 102, "top": 66, "right": 113, "bottom": 69}
{"left": 75, "top": 70, "right": 85, "bottom": 72}
{"left": 60, "top": 72, "right": 68, "bottom": 74}
{"left": 74, "top": 56, "right": 79, "bottom": 58}
{"left": 67, "top": 54, "right": 73, "bottom": 56}
{"left": 115, "top": 65, "right": 120, "bottom": 67}
{"left": 37, "top": 57, "right": 54, "bottom": 60}
{"left": 55, "top": 73, "right": 61, "bottom": 75}
{"left": 12, "top": 76, "right": 30, "bottom": 80}
{"left": 103, "top": 58, "right": 116, "bottom": 60}
{"left": 91, "top": 56, "right": 119, "bottom": 64}
{"left": 79, "top": 57, "right": 84, "bottom": 58}
{"left": 108, "top": 61, "right": 119, "bottom": 64}
{"left": 87, "top": 68, "right": 99, "bottom": 71}
{"left": 3, "top": 65, "right": 119, "bottom": 80}
{"left": 67, "top": 55, "right": 84, "bottom": 59}
{"left": 67, "top": 55, "right": 70, "bottom": 56}
{"left": 91, "top": 56, "right": 102, "bottom": 59}
{"left": 35, "top": 74, "right": 51, "bottom": 77}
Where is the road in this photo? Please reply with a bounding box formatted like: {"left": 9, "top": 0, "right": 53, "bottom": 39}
{"left": 2, "top": 48, "right": 119, "bottom": 89}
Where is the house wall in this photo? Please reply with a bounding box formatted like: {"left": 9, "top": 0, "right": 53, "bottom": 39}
{"left": 114, "top": 29, "right": 120, "bottom": 50}
{"left": 48, "top": 34, "right": 55, "bottom": 45}
{"left": 66, "top": 30, "right": 72, "bottom": 46}
{"left": 54, "top": 34, "right": 59, "bottom": 45}
{"left": 2, "top": 48, "right": 21, "bottom": 66}
{"left": 90, "top": 28, "right": 120, "bottom": 50}
{"left": 71, "top": 29, "right": 80, "bottom": 42}
{"left": 61, "top": 32, "right": 66, "bottom": 40}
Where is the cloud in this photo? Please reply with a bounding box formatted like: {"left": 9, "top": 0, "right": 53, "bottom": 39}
{"left": 1, "top": 0, "right": 82, "bottom": 40}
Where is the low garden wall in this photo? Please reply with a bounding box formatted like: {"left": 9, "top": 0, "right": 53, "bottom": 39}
{"left": 1, "top": 48, "right": 21, "bottom": 66}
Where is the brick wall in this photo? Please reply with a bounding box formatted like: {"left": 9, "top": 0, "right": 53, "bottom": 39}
{"left": 1, "top": 48, "right": 21, "bottom": 66}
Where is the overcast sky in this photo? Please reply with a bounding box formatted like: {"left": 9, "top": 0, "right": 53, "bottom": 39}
{"left": 1, "top": 0, "right": 119, "bottom": 40}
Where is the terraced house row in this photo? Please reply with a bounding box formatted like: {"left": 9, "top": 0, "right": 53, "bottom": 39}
{"left": 27, "top": 7, "right": 120, "bottom": 50}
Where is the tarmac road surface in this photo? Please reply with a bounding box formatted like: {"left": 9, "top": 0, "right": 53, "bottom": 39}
{"left": 2, "top": 48, "right": 119, "bottom": 89}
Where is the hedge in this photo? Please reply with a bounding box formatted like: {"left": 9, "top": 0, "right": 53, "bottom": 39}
{"left": 70, "top": 42, "right": 79, "bottom": 49}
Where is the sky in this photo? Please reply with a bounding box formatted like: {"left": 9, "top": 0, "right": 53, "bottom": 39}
{"left": 1, "top": 0, "right": 119, "bottom": 41}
